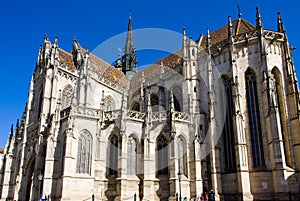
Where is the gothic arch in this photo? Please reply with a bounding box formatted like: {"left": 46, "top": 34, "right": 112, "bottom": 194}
{"left": 171, "top": 86, "right": 183, "bottom": 112}
{"left": 127, "top": 134, "right": 139, "bottom": 175}
{"left": 177, "top": 135, "right": 188, "bottom": 176}
{"left": 107, "top": 134, "right": 120, "bottom": 176}
{"left": 150, "top": 93, "right": 159, "bottom": 106}
{"left": 221, "top": 75, "right": 236, "bottom": 172}
{"left": 131, "top": 101, "right": 140, "bottom": 111}
{"left": 271, "top": 67, "right": 292, "bottom": 167}
{"left": 76, "top": 130, "right": 92, "bottom": 174}
{"left": 245, "top": 68, "right": 265, "bottom": 168}
{"left": 104, "top": 95, "right": 116, "bottom": 111}
{"left": 36, "top": 88, "right": 44, "bottom": 120}
{"left": 23, "top": 156, "right": 35, "bottom": 201}
{"left": 61, "top": 85, "right": 73, "bottom": 109}
{"left": 156, "top": 134, "right": 169, "bottom": 176}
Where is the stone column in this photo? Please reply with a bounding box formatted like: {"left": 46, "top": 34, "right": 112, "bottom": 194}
{"left": 143, "top": 138, "right": 157, "bottom": 201}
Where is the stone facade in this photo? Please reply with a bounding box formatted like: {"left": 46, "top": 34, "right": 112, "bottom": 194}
{"left": 1, "top": 9, "right": 300, "bottom": 201}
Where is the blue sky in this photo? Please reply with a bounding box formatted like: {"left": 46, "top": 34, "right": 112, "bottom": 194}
{"left": 0, "top": 0, "right": 299, "bottom": 148}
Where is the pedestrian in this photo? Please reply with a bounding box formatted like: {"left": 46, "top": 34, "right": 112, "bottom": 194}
{"left": 208, "top": 189, "right": 215, "bottom": 201}
{"left": 39, "top": 191, "right": 47, "bottom": 201}
{"left": 203, "top": 192, "right": 208, "bottom": 201}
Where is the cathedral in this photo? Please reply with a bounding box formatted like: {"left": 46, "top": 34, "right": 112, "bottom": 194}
{"left": 1, "top": 8, "right": 300, "bottom": 201}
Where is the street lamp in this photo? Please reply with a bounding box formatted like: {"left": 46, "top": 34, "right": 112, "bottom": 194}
{"left": 178, "top": 167, "right": 182, "bottom": 201}
{"left": 178, "top": 171, "right": 182, "bottom": 201}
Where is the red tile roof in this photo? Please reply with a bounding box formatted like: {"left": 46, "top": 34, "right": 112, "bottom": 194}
{"left": 130, "top": 50, "right": 183, "bottom": 90}
{"left": 58, "top": 48, "right": 128, "bottom": 89}
{"left": 200, "top": 18, "right": 255, "bottom": 48}
{"left": 58, "top": 48, "right": 77, "bottom": 70}
{"left": 0, "top": 148, "right": 4, "bottom": 154}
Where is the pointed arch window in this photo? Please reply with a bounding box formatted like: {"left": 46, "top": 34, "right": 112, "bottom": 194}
{"left": 131, "top": 102, "right": 140, "bottom": 111}
{"left": 157, "top": 135, "right": 168, "bottom": 175}
{"left": 150, "top": 94, "right": 159, "bottom": 106}
{"left": 178, "top": 137, "right": 187, "bottom": 176}
{"left": 245, "top": 70, "right": 265, "bottom": 168}
{"left": 272, "top": 69, "right": 291, "bottom": 166}
{"left": 127, "top": 136, "right": 137, "bottom": 175}
{"left": 61, "top": 85, "right": 73, "bottom": 109}
{"left": 109, "top": 135, "right": 119, "bottom": 175}
{"left": 76, "top": 131, "right": 92, "bottom": 174}
{"left": 172, "top": 87, "right": 183, "bottom": 112}
{"left": 104, "top": 96, "right": 115, "bottom": 112}
{"left": 173, "top": 95, "right": 181, "bottom": 112}
{"left": 36, "top": 89, "right": 44, "bottom": 120}
{"left": 61, "top": 135, "right": 67, "bottom": 176}
{"left": 222, "top": 77, "right": 236, "bottom": 172}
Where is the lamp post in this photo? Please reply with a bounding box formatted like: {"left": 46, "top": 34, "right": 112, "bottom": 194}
{"left": 178, "top": 171, "right": 182, "bottom": 201}
{"left": 178, "top": 152, "right": 183, "bottom": 201}
{"left": 38, "top": 173, "right": 43, "bottom": 198}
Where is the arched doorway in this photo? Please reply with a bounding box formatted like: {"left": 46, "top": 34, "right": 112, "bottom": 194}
{"left": 25, "top": 158, "right": 35, "bottom": 201}
{"left": 156, "top": 135, "right": 170, "bottom": 200}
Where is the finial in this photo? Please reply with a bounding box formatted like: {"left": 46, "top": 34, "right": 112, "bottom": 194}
{"left": 16, "top": 119, "right": 19, "bottom": 129}
{"left": 54, "top": 36, "right": 58, "bottom": 44}
{"left": 206, "top": 27, "right": 211, "bottom": 47}
{"left": 44, "top": 34, "right": 49, "bottom": 41}
{"left": 10, "top": 124, "right": 14, "bottom": 138}
{"left": 277, "top": 12, "right": 285, "bottom": 33}
{"left": 256, "top": 7, "right": 263, "bottom": 28}
{"left": 129, "top": 9, "right": 132, "bottom": 19}
{"left": 169, "top": 90, "right": 174, "bottom": 110}
{"left": 237, "top": 5, "right": 242, "bottom": 19}
{"left": 183, "top": 27, "right": 186, "bottom": 36}
{"left": 73, "top": 36, "right": 77, "bottom": 42}
{"left": 228, "top": 16, "right": 233, "bottom": 37}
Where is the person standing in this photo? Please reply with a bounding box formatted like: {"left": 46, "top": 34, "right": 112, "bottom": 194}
{"left": 208, "top": 190, "right": 215, "bottom": 201}
{"left": 203, "top": 192, "right": 209, "bottom": 201}
{"left": 39, "top": 191, "right": 47, "bottom": 201}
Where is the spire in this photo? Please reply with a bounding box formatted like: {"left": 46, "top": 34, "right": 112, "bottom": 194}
{"left": 256, "top": 7, "right": 263, "bottom": 29}
{"left": 237, "top": 5, "right": 242, "bottom": 19}
{"left": 277, "top": 12, "right": 285, "bottom": 33}
{"left": 121, "top": 11, "right": 138, "bottom": 79}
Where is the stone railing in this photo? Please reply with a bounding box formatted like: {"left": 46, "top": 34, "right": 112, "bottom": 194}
{"left": 104, "top": 110, "right": 122, "bottom": 122}
{"left": 126, "top": 110, "right": 146, "bottom": 121}
{"left": 75, "top": 106, "right": 101, "bottom": 117}
{"left": 173, "top": 111, "right": 190, "bottom": 122}
{"left": 152, "top": 111, "right": 168, "bottom": 122}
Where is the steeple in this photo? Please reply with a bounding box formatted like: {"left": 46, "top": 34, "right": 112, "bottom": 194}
{"left": 121, "top": 11, "right": 138, "bottom": 80}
